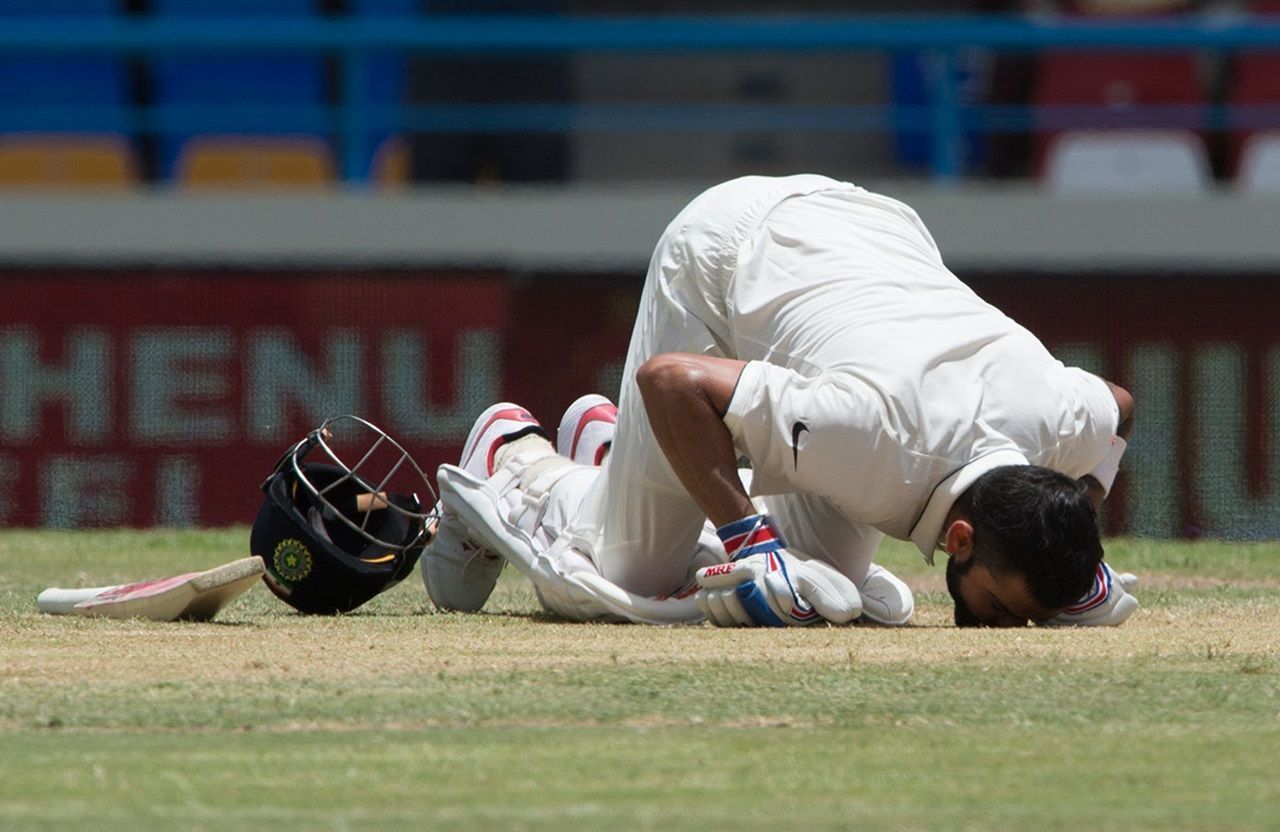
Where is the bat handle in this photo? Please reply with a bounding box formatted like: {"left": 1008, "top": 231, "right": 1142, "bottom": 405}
{"left": 36, "top": 586, "right": 117, "bottom": 615}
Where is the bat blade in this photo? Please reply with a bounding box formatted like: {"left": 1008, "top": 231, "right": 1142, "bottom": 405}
{"left": 37, "top": 557, "right": 265, "bottom": 622}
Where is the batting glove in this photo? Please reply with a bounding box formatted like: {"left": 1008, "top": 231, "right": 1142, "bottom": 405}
{"left": 694, "top": 514, "right": 862, "bottom": 627}
{"left": 1045, "top": 562, "right": 1139, "bottom": 627}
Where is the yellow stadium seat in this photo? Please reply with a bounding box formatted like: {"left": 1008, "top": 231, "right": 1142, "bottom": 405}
{"left": 175, "top": 136, "right": 335, "bottom": 189}
{"left": 371, "top": 136, "right": 410, "bottom": 190}
{"left": 0, "top": 134, "right": 138, "bottom": 189}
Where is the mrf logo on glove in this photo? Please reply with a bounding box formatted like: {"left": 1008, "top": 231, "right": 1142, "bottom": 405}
{"left": 700, "top": 562, "right": 737, "bottom": 579}
{"left": 693, "top": 513, "right": 863, "bottom": 628}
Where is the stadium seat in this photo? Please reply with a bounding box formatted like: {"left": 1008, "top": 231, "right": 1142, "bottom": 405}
{"left": 1236, "top": 133, "right": 1280, "bottom": 195}
{"left": 0, "top": 134, "right": 138, "bottom": 188}
{"left": 349, "top": 0, "right": 418, "bottom": 14}
{"left": 174, "top": 136, "right": 334, "bottom": 189}
{"left": 1227, "top": 52, "right": 1280, "bottom": 177}
{"left": 1056, "top": 0, "right": 1196, "bottom": 15}
{"left": 1034, "top": 53, "right": 1202, "bottom": 114}
{"left": 349, "top": 0, "right": 416, "bottom": 180}
{"left": 1227, "top": 0, "right": 1280, "bottom": 174}
{"left": 0, "top": 0, "right": 116, "bottom": 10}
{"left": 150, "top": 0, "right": 328, "bottom": 184}
{"left": 1032, "top": 52, "right": 1204, "bottom": 171}
{"left": 369, "top": 136, "right": 410, "bottom": 189}
{"left": 1042, "top": 130, "right": 1211, "bottom": 195}
{"left": 0, "top": 58, "right": 125, "bottom": 113}
{"left": 0, "top": 0, "right": 131, "bottom": 185}
{"left": 150, "top": 0, "right": 312, "bottom": 14}
{"left": 0, "top": 1, "right": 125, "bottom": 109}
{"left": 889, "top": 51, "right": 988, "bottom": 173}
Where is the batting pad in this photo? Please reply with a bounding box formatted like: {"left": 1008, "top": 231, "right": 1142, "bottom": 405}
{"left": 436, "top": 464, "right": 702, "bottom": 625}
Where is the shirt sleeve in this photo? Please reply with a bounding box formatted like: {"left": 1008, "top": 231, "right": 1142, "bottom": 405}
{"left": 1040, "top": 368, "right": 1122, "bottom": 478}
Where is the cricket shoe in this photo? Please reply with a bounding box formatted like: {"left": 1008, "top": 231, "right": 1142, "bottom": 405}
{"left": 556, "top": 394, "right": 618, "bottom": 466}
{"left": 459, "top": 402, "right": 547, "bottom": 478}
{"left": 422, "top": 402, "right": 546, "bottom": 612}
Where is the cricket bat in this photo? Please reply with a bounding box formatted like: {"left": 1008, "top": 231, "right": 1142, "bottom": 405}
{"left": 36, "top": 556, "right": 265, "bottom": 622}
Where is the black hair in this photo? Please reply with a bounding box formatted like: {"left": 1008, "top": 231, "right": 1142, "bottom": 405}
{"left": 946, "top": 556, "right": 981, "bottom": 627}
{"left": 951, "top": 465, "right": 1103, "bottom": 614}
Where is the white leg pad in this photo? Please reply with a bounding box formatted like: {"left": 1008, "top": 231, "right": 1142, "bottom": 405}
{"left": 437, "top": 464, "right": 561, "bottom": 590}
{"left": 437, "top": 463, "right": 702, "bottom": 625}
{"left": 857, "top": 563, "right": 915, "bottom": 626}
{"left": 484, "top": 435, "right": 581, "bottom": 542}
{"left": 564, "top": 569, "right": 702, "bottom": 625}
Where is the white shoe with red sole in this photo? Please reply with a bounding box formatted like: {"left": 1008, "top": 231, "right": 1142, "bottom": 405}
{"left": 556, "top": 394, "right": 618, "bottom": 466}
{"left": 459, "top": 402, "right": 546, "bottom": 478}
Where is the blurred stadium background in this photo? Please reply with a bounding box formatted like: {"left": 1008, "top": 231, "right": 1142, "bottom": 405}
{"left": 1, "top": 0, "right": 1277, "bottom": 540}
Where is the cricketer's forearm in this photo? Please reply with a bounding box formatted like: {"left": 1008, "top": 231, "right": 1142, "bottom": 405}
{"left": 636, "top": 353, "right": 757, "bottom": 528}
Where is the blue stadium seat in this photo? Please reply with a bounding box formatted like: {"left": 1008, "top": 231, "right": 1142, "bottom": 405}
{"left": 351, "top": 0, "right": 411, "bottom": 105}
{"left": 152, "top": 0, "right": 314, "bottom": 15}
{"left": 0, "top": 0, "right": 128, "bottom": 134}
{"left": 0, "top": 59, "right": 127, "bottom": 112}
{"left": 889, "top": 52, "right": 987, "bottom": 174}
{"left": 351, "top": 0, "right": 419, "bottom": 14}
{"left": 350, "top": 0, "right": 417, "bottom": 178}
{"left": 150, "top": 0, "right": 327, "bottom": 178}
{"left": 0, "top": 0, "right": 117, "bottom": 14}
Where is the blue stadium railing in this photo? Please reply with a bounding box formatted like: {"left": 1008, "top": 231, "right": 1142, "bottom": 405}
{"left": 1, "top": 14, "right": 1279, "bottom": 183}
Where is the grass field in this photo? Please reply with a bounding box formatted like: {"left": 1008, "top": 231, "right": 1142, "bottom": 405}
{"left": 1, "top": 529, "right": 1277, "bottom": 831}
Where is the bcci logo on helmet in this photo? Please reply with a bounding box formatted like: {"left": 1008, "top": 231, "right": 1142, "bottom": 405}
{"left": 272, "top": 538, "right": 313, "bottom": 583}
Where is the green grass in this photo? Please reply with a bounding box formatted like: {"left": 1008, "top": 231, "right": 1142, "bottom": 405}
{"left": 4, "top": 724, "right": 1276, "bottom": 832}
{"left": 1, "top": 530, "right": 1278, "bottom": 831}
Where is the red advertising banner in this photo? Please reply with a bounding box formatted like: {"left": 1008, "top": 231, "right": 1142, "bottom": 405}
{"left": 0, "top": 271, "right": 510, "bottom": 528}
{"left": 2, "top": 269, "right": 1277, "bottom": 539}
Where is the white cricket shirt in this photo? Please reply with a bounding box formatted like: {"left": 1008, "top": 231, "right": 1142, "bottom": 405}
{"left": 717, "top": 180, "right": 1120, "bottom": 560}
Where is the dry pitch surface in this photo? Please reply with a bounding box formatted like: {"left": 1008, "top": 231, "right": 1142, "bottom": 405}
{"left": 1, "top": 529, "right": 1277, "bottom": 831}
{"left": 8, "top": 572, "right": 1277, "bottom": 690}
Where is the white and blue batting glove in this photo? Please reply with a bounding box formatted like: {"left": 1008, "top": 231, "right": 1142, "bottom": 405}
{"left": 694, "top": 514, "right": 862, "bottom": 628}
{"left": 1045, "top": 562, "right": 1140, "bottom": 627}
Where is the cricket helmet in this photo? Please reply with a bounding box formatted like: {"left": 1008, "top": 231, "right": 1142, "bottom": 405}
{"left": 250, "top": 415, "right": 437, "bottom": 614}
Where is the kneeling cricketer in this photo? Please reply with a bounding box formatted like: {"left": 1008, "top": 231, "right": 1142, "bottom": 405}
{"left": 425, "top": 174, "right": 1140, "bottom": 629}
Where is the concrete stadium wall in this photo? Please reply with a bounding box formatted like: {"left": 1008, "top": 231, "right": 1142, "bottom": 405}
{"left": 2, "top": 184, "right": 1279, "bottom": 273}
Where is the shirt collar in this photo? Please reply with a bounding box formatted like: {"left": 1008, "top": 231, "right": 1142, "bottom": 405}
{"left": 909, "top": 449, "right": 1031, "bottom": 564}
